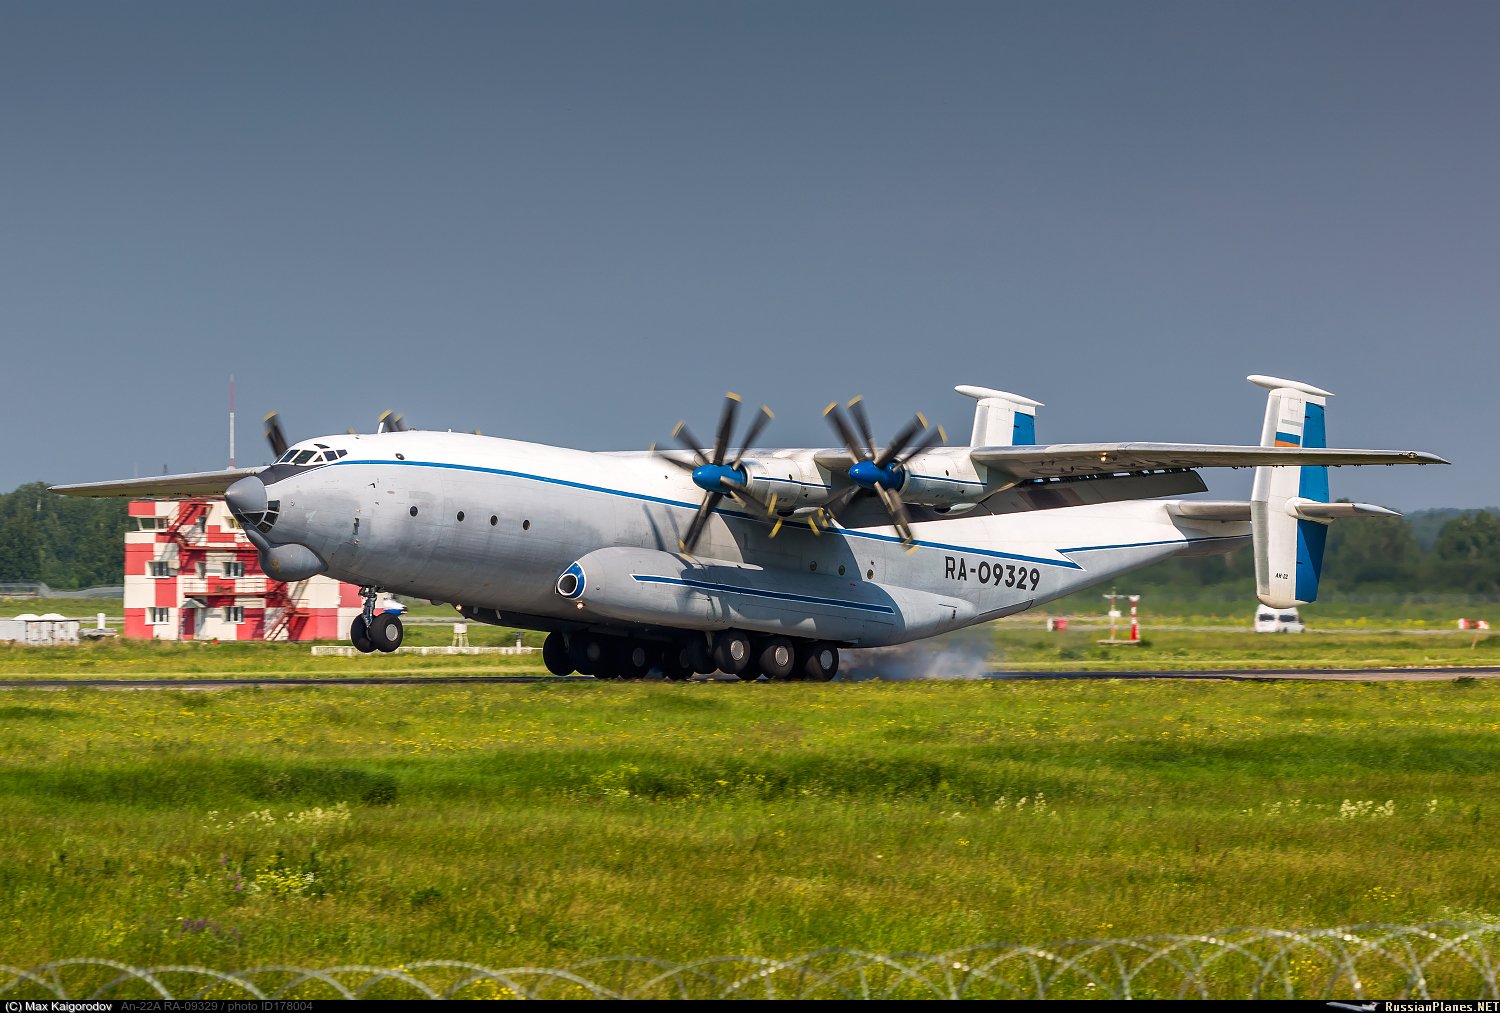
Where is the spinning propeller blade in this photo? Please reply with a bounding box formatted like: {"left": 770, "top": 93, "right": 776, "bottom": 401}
{"left": 661, "top": 393, "right": 777, "bottom": 554}
{"left": 264, "top": 413, "right": 289, "bottom": 459}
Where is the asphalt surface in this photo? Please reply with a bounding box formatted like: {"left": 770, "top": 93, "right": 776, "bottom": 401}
{"left": 3, "top": 667, "right": 1499, "bottom": 689}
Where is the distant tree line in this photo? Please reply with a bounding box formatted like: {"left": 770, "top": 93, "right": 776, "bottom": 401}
{"left": 0, "top": 480, "right": 1495, "bottom": 595}
{"left": 0, "top": 483, "right": 128, "bottom": 589}
{"left": 1135, "top": 508, "right": 1500, "bottom": 596}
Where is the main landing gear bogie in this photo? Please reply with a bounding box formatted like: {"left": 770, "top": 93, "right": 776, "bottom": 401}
{"left": 543, "top": 629, "right": 839, "bottom": 683}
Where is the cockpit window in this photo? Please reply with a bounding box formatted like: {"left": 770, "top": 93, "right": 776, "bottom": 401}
{"left": 292, "top": 450, "right": 317, "bottom": 465}
{"left": 277, "top": 450, "right": 298, "bottom": 464}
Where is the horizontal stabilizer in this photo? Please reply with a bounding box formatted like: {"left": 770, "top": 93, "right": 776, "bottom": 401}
{"left": 971, "top": 443, "right": 1446, "bottom": 484}
{"left": 1170, "top": 499, "right": 1402, "bottom": 522}
{"left": 1289, "top": 500, "right": 1401, "bottom": 521}
{"left": 50, "top": 467, "right": 265, "bottom": 499}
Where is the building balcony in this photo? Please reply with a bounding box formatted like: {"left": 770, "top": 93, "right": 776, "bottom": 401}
{"left": 178, "top": 576, "right": 269, "bottom": 597}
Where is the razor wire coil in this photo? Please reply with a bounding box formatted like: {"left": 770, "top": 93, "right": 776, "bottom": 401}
{"left": 4, "top": 923, "right": 1498, "bottom": 1000}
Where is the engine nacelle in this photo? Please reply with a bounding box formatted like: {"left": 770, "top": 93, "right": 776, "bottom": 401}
{"left": 890, "top": 450, "right": 993, "bottom": 508}
{"left": 739, "top": 455, "right": 832, "bottom": 513}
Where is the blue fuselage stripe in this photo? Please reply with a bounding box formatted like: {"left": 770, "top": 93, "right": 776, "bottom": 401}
{"left": 327, "top": 458, "right": 1086, "bottom": 568}
{"left": 631, "top": 574, "right": 897, "bottom": 614}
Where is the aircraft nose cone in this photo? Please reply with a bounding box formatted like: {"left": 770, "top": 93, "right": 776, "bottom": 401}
{"left": 224, "top": 476, "right": 268, "bottom": 518}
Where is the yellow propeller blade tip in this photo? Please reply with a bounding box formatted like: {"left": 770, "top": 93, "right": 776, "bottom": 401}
{"left": 672, "top": 421, "right": 686, "bottom": 437}
{"left": 762, "top": 405, "right": 774, "bottom": 418}
{"left": 848, "top": 395, "right": 864, "bottom": 407}
{"left": 822, "top": 402, "right": 838, "bottom": 416}
{"left": 916, "top": 412, "right": 928, "bottom": 428}
{"left": 770, "top": 519, "right": 783, "bottom": 538}
{"left": 726, "top": 392, "right": 742, "bottom": 402}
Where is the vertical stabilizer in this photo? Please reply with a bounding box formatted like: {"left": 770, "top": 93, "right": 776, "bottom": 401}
{"left": 954, "top": 385, "right": 1043, "bottom": 447}
{"left": 1248, "top": 375, "right": 1334, "bottom": 608}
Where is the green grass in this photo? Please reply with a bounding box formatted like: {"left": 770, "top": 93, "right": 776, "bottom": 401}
{"left": 1, "top": 678, "right": 1498, "bottom": 978}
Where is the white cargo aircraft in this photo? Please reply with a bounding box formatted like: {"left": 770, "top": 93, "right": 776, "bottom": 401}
{"left": 54, "top": 376, "right": 1444, "bottom": 681}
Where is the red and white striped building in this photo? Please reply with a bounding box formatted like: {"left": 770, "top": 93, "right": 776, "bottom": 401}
{"left": 124, "top": 499, "right": 363, "bottom": 641}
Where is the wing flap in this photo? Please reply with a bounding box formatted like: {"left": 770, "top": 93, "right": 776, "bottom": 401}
{"left": 50, "top": 467, "right": 266, "bottom": 499}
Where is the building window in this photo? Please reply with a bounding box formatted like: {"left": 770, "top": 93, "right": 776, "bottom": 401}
{"left": 222, "top": 560, "right": 245, "bottom": 578}
{"left": 197, "top": 561, "right": 207, "bottom": 578}
{"left": 224, "top": 606, "right": 244, "bottom": 624}
{"left": 147, "top": 561, "right": 172, "bottom": 578}
{"left": 135, "top": 517, "right": 167, "bottom": 531}
{"left": 148, "top": 607, "right": 171, "bottom": 625}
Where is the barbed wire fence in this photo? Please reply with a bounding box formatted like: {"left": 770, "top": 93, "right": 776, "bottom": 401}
{"left": 4, "top": 923, "right": 1498, "bottom": 999}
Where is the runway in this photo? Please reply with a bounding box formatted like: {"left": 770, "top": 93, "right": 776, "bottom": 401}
{"left": 2, "top": 666, "right": 1499, "bottom": 689}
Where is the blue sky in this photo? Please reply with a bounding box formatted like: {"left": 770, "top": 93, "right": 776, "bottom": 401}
{"left": 4, "top": 1, "right": 1494, "bottom": 509}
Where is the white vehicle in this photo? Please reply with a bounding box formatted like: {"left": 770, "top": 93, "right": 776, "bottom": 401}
{"left": 1255, "top": 608, "right": 1305, "bottom": 633}
{"left": 54, "top": 375, "right": 1441, "bottom": 680}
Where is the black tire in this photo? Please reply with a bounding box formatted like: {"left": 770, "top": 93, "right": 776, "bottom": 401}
{"left": 542, "top": 632, "right": 574, "bottom": 676}
{"left": 369, "top": 613, "right": 403, "bottom": 653}
{"left": 712, "top": 629, "right": 752, "bottom": 676}
{"left": 350, "top": 615, "right": 375, "bottom": 654}
{"left": 568, "top": 633, "right": 604, "bottom": 675}
{"left": 799, "top": 642, "right": 839, "bottom": 682}
{"left": 659, "top": 642, "right": 693, "bottom": 681}
{"left": 685, "top": 636, "right": 715, "bottom": 675}
{"left": 616, "top": 640, "right": 655, "bottom": 680}
{"left": 756, "top": 637, "right": 796, "bottom": 681}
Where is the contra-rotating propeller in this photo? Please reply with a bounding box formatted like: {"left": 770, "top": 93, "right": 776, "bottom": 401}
{"left": 821, "top": 396, "right": 946, "bottom": 548}
{"left": 655, "top": 393, "right": 778, "bottom": 554}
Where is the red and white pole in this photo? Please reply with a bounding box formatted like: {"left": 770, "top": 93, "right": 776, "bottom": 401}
{"left": 1129, "top": 595, "right": 1140, "bottom": 641}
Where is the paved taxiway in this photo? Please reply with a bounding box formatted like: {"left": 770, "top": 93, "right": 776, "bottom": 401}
{"left": 2, "top": 666, "right": 1499, "bottom": 689}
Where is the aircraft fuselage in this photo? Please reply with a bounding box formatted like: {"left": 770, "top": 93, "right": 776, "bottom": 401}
{"left": 239, "top": 430, "right": 1246, "bottom": 648}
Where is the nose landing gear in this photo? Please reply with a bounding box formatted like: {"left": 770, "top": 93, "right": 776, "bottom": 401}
{"left": 350, "top": 586, "right": 404, "bottom": 653}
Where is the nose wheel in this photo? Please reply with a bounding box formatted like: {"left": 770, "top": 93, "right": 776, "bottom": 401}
{"left": 350, "top": 615, "right": 375, "bottom": 653}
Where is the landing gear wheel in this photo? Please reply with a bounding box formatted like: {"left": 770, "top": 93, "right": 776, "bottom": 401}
{"left": 616, "top": 640, "right": 655, "bottom": 680}
{"left": 542, "top": 632, "right": 574, "bottom": 676}
{"left": 369, "top": 613, "right": 404, "bottom": 653}
{"left": 756, "top": 637, "right": 796, "bottom": 681}
{"left": 712, "top": 630, "right": 752, "bottom": 678}
{"left": 798, "top": 642, "right": 839, "bottom": 682}
{"left": 685, "top": 637, "right": 715, "bottom": 675}
{"left": 659, "top": 642, "right": 693, "bottom": 681}
{"left": 350, "top": 616, "right": 375, "bottom": 654}
{"left": 569, "top": 634, "right": 605, "bottom": 676}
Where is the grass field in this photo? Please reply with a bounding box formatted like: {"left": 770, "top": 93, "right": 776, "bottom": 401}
{"left": 2, "top": 673, "right": 1499, "bottom": 979}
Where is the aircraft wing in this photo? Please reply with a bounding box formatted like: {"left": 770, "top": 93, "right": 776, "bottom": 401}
{"left": 970, "top": 443, "right": 1447, "bottom": 483}
{"left": 50, "top": 467, "right": 266, "bottom": 499}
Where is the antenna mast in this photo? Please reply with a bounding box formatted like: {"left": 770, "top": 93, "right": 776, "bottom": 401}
{"left": 228, "top": 374, "right": 236, "bottom": 469}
